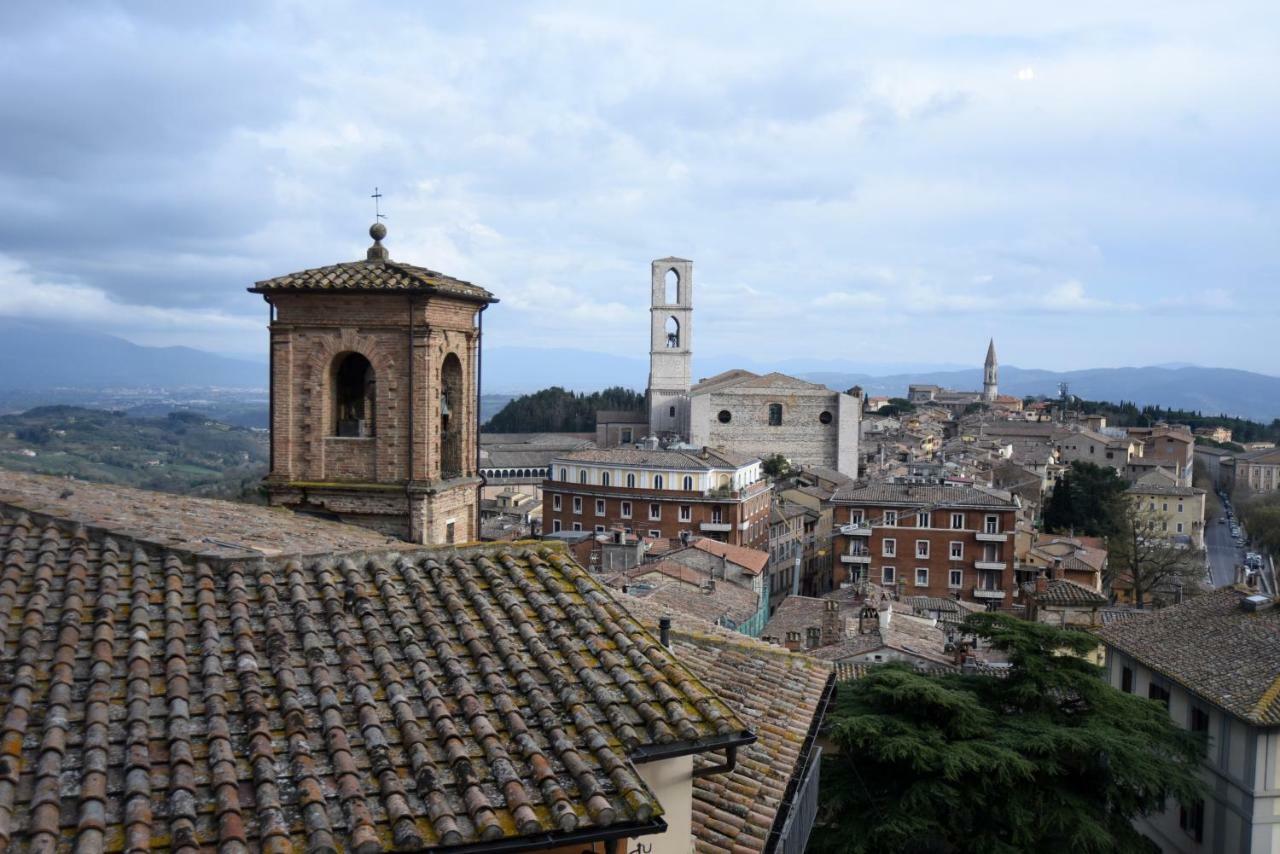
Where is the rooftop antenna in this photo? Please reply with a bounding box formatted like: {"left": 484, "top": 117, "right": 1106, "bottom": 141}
{"left": 371, "top": 186, "right": 387, "bottom": 222}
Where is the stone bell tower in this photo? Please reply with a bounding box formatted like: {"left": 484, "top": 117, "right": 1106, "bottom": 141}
{"left": 250, "top": 222, "right": 498, "bottom": 544}
{"left": 647, "top": 257, "right": 693, "bottom": 440}
{"left": 983, "top": 338, "right": 999, "bottom": 402}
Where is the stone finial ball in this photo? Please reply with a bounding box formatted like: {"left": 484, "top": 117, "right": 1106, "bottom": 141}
{"left": 370, "top": 222, "right": 387, "bottom": 241}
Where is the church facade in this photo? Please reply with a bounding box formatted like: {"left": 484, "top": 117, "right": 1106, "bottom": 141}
{"left": 250, "top": 223, "right": 497, "bottom": 543}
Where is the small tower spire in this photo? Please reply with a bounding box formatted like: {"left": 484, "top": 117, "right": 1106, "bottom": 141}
{"left": 983, "top": 338, "right": 999, "bottom": 401}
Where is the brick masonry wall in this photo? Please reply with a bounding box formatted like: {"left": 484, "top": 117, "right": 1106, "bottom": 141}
{"left": 262, "top": 291, "right": 484, "bottom": 544}
{"left": 831, "top": 503, "right": 1018, "bottom": 605}
{"left": 541, "top": 482, "right": 771, "bottom": 549}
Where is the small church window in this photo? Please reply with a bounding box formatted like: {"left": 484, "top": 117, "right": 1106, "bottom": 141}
{"left": 819, "top": 410, "right": 833, "bottom": 425}
{"left": 579, "top": 470, "right": 588, "bottom": 484}
{"left": 601, "top": 472, "right": 611, "bottom": 486}
{"left": 717, "top": 410, "right": 732, "bottom": 424}
{"left": 683, "top": 475, "right": 693, "bottom": 491}
{"left": 333, "top": 352, "right": 375, "bottom": 437}
{"left": 768, "top": 403, "right": 783, "bottom": 426}
{"left": 665, "top": 268, "right": 680, "bottom": 304}
{"left": 654, "top": 475, "right": 664, "bottom": 490}
{"left": 669, "top": 406, "right": 676, "bottom": 418}
{"left": 665, "top": 316, "right": 680, "bottom": 348}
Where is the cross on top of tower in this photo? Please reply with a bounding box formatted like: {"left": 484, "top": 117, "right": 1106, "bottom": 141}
{"left": 371, "top": 186, "right": 386, "bottom": 222}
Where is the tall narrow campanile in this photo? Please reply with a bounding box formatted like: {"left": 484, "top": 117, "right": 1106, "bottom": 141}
{"left": 250, "top": 222, "right": 498, "bottom": 544}
{"left": 983, "top": 338, "right": 999, "bottom": 402}
{"left": 647, "top": 257, "right": 693, "bottom": 440}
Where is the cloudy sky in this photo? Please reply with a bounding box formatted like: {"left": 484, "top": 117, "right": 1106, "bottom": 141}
{"left": 1, "top": 2, "right": 1276, "bottom": 372}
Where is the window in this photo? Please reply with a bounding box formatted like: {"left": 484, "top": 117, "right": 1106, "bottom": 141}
{"left": 1178, "top": 502, "right": 1184, "bottom": 513}
{"left": 768, "top": 403, "right": 783, "bottom": 426}
{"left": 948, "top": 569, "right": 963, "bottom": 588}
{"left": 332, "top": 352, "right": 375, "bottom": 437}
{"left": 560, "top": 468, "right": 568, "bottom": 481}
{"left": 594, "top": 525, "right": 605, "bottom": 534}
{"left": 915, "top": 540, "right": 929, "bottom": 559}
{"left": 620, "top": 501, "right": 632, "bottom": 519}
{"left": 1176, "top": 522, "right": 1184, "bottom": 533}
{"left": 819, "top": 411, "right": 833, "bottom": 425}
{"left": 1162, "top": 502, "right": 1169, "bottom": 512}
{"left": 679, "top": 505, "right": 692, "bottom": 522}
{"left": 601, "top": 472, "right": 610, "bottom": 487}
{"left": 718, "top": 410, "right": 732, "bottom": 424}
{"left": 669, "top": 405, "right": 676, "bottom": 418}
{"left": 579, "top": 470, "right": 588, "bottom": 484}
{"left": 683, "top": 475, "right": 693, "bottom": 491}
{"left": 572, "top": 522, "right": 582, "bottom": 532}
{"left": 951, "top": 512, "right": 964, "bottom": 529}
{"left": 711, "top": 508, "right": 723, "bottom": 524}
{"left": 918, "top": 511, "right": 931, "bottom": 528}
{"left": 626, "top": 473, "right": 636, "bottom": 488}
{"left": 882, "top": 566, "right": 896, "bottom": 584}
{"left": 1179, "top": 800, "right": 1205, "bottom": 844}
{"left": 950, "top": 541, "right": 964, "bottom": 560}
{"left": 552, "top": 495, "right": 562, "bottom": 511}
{"left": 552, "top": 519, "right": 562, "bottom": 533}
{"left": 850, "top": 510, "right": 864, "bottom": 525}
{"left": 984, "top": 515, "right": 999, "bottom": 534}
{"left": 445, "top": 522, "right": 455, "bottom": 544}
{"left": 595, "top": 499, "right": 605, "bottom": 516}
{"left": 649, "top": 503, "right": 661, "bottom": 521}
{"left": 1148, "top": 682, "right": 1171, "bottom": 709}
{"left": 621, "top": 428, "right": 633, "bottom": 444}
{"left": 883, "top": 538, "right": 897, "bottom": 557}
{"left": 1121, "top": 666, "right": 1133, "bottom": 693}
{"left": 1190, "top": 706, "right": 1210, "bottom": 756}
{"left": 885, "top": 510, "right": 898, "bottom": 526}
{"left": 654, "top": 475, "right": 664, "bottom": 490}
{"left": 572, "top": 497, "right": 582, "bottom": 514}
{"left": 649, "top": 529, "right": 661, "bottom": 538}
{"left": 915, "top": 568, "right": 928, "bottom": 586}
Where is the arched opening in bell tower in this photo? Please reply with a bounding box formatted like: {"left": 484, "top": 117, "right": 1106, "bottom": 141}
{"left": 665, "top": 316, "right": 680, "bottom": 348}
{"left": 332, "top": 352, "right": 375, "bottom": 437}
{"left": 665, "top": 268, "right": 680, "bottom": 304}
{"left": 440, "top": 353, "right": 464, "bottom": 478}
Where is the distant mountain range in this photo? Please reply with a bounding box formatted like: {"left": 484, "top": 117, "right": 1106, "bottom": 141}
{"left": 1, "top": 320, "right": 1276, "bottom": 422}
{"left": 0, "top": 318, "right": 265, "bottom": 389}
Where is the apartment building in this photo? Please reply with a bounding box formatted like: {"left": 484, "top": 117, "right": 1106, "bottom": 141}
{"left": 1127, "top": 481, "right": 1207, "bottom": 548}
{"left": 542, "top": 447, "right": 771, "bottom": 549}
{"left": 830, "top": 482, "right": 1020, "bottom": 606}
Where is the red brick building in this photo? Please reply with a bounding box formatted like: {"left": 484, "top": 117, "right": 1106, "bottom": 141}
{"left": 830, "top": 483, "right": 1020, "bottom": 607}
{"left": 542, "top": 448, "right": 771, "bottom": 549}
{"left": 249, "top": 222, "right": 497, "bottom": 543}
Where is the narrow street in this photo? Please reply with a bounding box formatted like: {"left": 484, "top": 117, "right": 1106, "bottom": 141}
{"left": 1205, "top": 517, "right": 1241, "bottom": 588}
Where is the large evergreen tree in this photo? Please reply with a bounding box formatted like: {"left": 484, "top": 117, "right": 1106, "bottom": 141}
{"left": 813, "top": 614, "right": 1204, "bottom": 854}
{"left": 482, "top": 386, "right": 644, "bottom": 433}
{"left": 1042, "top": 461, "right": 1128, "bottom": 538}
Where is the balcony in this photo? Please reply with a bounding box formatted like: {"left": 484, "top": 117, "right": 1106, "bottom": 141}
{"left": 839, "top": 524, "right": 872, "bottom": 536}
{"left": 972, "top": 587, "right": 1006, "bottom": 600}
{"left": 700, "top": 522, "right": 732, "bottom": 533}
{"left": 840, "top": 549, "right": 872, "bottom": 565}
{"left": 975, "top": 531, "right": 1008, "bottom": 542}
{"left": 974, "top": 560, "right": 1007, "bottom": 571}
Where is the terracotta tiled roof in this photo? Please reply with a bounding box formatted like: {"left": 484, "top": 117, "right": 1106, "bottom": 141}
{"left": 1096, "top": 588, "right": 1280, "bottom": 725}
{"left": 1024, "top": 578, "right": 1110, "bottom": 607}
{"left": 1126, "top": 483, "right": 1205, "bottom": 497}
{"left": 0, "top": 497, "right": 756, "bottom": 850}
{"left": 830, "top": 481, "right": 1015, "bottom": 508}
{"left": 616, "top": 597, "right": 833, "bottom": 854}
{"left": 250, "top": 258, "right": 496, "bottom": 303}
{"left": 554, "top": 447, "right": 758, "bottom": 470}
{"left": 688, "top": 538, "right": 769, "bottom": 575}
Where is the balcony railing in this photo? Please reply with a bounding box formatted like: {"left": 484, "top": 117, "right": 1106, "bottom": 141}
{"left": 976, "top": 531, "right": 1008, "bottom": 542}
{"left": 972, "top": 587, "right": 1006, "bottom": 600}
{"left": 839, "top": 523, "right": 872, "bottom": 536}
{"left": 974, "top": 560, "right": 1007, "bottom": 571}
{"left": 840, "top": 548, "right": 872, "bottom": 565}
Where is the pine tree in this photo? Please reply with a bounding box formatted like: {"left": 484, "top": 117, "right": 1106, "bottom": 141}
{"left": 812, "top": 614, "right": 1204, "bottom": 854}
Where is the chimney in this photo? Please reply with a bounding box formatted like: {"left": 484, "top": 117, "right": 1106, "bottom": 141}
{"left": 658, "top": 615, "right": 671, "bottom": 648}
{"left": 1035, "top": 571, "right": 1048, "bottom": 594}
{"left": 821, "top": 599, "right": 842, "bottom": 646}
{"left": 878, "top": 606, "right": 892, "bottom": 632}
{"left": 703, "top": 579, "right": 716, "bottom": 594}
{"left": 784, "top": 631, "right": 802, "bottom": 652}
{"left": 805, "top": 626, "right": 821, "bottom": 649}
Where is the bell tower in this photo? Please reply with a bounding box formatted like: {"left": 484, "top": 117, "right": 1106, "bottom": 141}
{"left": 983, "top": 338, "right": 999, "bottom": 402}
{"left": 250, "top": 222, "right": 498, "bottom": 544}
{"left": 648, "top": 257, "right": 693, "bottom": 440}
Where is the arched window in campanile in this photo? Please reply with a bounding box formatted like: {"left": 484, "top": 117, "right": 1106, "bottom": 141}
{"left": 440, "top": 353, "right": 464, "bottom": 478}
{"left": 333, "top": 352, "right": 375, "bottom": 437}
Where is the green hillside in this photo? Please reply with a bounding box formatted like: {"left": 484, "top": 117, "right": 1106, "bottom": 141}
{"left": 0, "top": 406, "right": 267, "bottom": 500}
